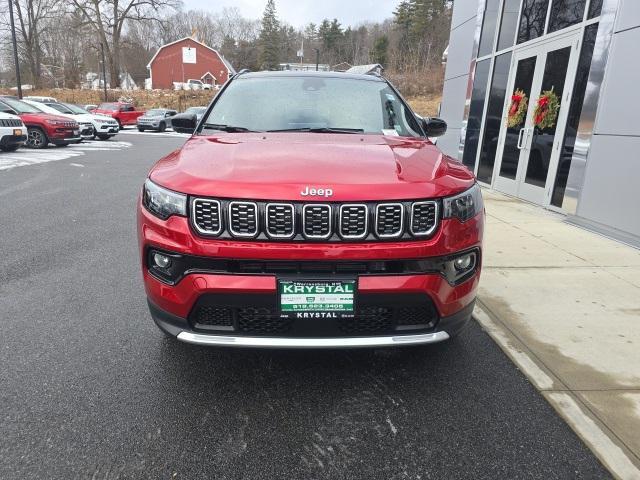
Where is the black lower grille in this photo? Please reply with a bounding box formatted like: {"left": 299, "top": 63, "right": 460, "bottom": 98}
{"left": 187, "top": 293, "right": 438, "bottom": 337}
{"left": 237, "top": 307, "right": 292, "bottom": 334}
{"left": 338, "top": 307, "right": 392, "bottom": 334}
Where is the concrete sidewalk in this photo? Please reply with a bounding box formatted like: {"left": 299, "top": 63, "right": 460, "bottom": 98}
{"left": 476, "top": 189, "right": 640, "bottom": 479}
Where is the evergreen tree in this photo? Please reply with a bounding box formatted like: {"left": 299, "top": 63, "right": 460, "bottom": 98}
{"left": 258, "top": 0, "right": 281, "bottom": 70}
{"left": 371, "top": 35, "right": 389, "bottom": 66}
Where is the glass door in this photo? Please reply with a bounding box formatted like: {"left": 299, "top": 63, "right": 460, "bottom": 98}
{"left": 492, "top": 32, "right": 581, "bottom": 204}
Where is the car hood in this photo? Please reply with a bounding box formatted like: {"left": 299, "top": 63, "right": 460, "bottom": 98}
{"left": 92, "top": 114, "right": 117, "bottom": 122}
{"left": 18, "top": 112, "right": 76, "bottom": 123}
{"left": 72, "top": 113, "right": 96, "bottom": 123}
{"left": 149, "top": 133, "right": 475, "bottom": 201}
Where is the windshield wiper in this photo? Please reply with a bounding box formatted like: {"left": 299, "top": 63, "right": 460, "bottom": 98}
{"left": 201, "top": 123, "right": 258, "bottom": 133}
{"left": 267, "top": 127, "right": 365, "bottom": 134}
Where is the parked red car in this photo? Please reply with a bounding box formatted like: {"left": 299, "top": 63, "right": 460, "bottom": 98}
{"left": 0, "top": 97, "right": 80, "bottom": 149}
{"left": 93, "top": 102, "right": 144, "bottom": 128}
{"left": 138, "top": 71, "right": 484, "bottom": 348}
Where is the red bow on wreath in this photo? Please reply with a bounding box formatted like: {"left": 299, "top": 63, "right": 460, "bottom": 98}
{"left": 509, "top": 94, "right": 523, "bottom": 116}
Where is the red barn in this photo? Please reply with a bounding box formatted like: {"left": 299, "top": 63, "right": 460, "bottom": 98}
{"left": 147, "top": 37, "right": 235, "bottom": 89}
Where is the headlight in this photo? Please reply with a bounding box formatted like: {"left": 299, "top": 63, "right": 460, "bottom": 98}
{"left": 443, "top": 184, "right": 483, "bottom": 222}
{"left": 142, "top": 179, "right": 187, "bottom": 220}
{"left": 45, "top": 119, "right": 65, "bottom": 126}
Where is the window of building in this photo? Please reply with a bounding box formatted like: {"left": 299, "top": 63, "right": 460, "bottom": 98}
{"left": 476, "top": 52, "right": 512, "bottom": 183}
{"left": 497, "top": 0, "right": 522, "bottom": 51}
{"left": 517, "top": 0, "right": 550, "bottom": 44}
{"left": 462, "top": 59, "right": 492, "bottom": 169}
{"left": 551, "top": 23, "right": 598, "bottom": 207}
{"left": 478, "top": 0, "right": 502, "bottom": 57}
{"left": 549, "top": 0, "right": 586, "bottom": 33}
{"left": 588, "top": 0, "right": 602, "bottom": 19}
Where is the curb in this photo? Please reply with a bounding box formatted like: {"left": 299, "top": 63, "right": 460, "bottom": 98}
{"left": 473, "top": 302, "right": 640, "bottom": 480}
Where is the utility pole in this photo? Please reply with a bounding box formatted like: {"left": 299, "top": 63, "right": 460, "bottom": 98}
{"left": 100, "top": 42, "right": 108, "bottom": 101}
{"left": 8, "top": 0, "right": 23, "bottom": 99}
{"left": 314, "top": 48, "right": 320, "bottom": 72}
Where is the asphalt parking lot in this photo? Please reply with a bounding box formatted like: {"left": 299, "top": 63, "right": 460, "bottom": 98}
{"left": 0, "top": 133, "right": 611, "bottom": 479}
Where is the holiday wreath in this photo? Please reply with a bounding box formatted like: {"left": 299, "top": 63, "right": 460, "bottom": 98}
{"left": 533, "top": 89, "right": 560, "bottom": 130}
{"left": 507, "top": 89, "right": 528, "bottom": 128}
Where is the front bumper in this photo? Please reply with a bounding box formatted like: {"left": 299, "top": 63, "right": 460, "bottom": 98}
{"left": 149, "top": 299, "right": 474, "bottom": 348}
{"left": 139, "top": 204, "right": 483, "bottom": 348}
{"left": 0, "top": 133, "right": 27, "bottom": 147}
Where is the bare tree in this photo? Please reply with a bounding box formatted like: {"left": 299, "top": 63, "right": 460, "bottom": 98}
{"left": 68, "top": 0, "right": 180, "bottom": 87}
{"left": 7, "top": 0, "right": 62, "bottom": 87}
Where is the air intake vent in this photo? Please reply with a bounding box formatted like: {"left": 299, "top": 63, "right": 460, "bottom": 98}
{"left": 375, "top": 203, "right": 403, "bottom": 238}
{"left": 192, "top": 199, "right": 222, "bottom": 235}
{"left": 266, "top": 203, "right": 295, "bottom": 238}
{"left": 303, "top": 204, "right": 332, "bottom": 239}
{"left": 339, "top": 204, "right": 368, "bottom": 239}
{"left": 410, "top": 201, "right": 438, "bottom": 236}
{"left": 229, "top": 201, "right": 258, "bottom": 237}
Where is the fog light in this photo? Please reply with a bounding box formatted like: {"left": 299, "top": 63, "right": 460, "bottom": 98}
{"left": 153, "top": 252, "right": 171, "bottom": 269}
{"left": 454, "top": 254, "right": 473, "bottom": 271}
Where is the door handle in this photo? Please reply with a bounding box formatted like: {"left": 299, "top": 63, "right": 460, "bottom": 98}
{"left": 517, "top": 128, "right": 526, "bottom": 150}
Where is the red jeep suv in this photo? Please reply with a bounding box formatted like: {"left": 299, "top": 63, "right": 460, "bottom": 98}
{"left": 138, "top": 71, "right": 484, "bottom": 348}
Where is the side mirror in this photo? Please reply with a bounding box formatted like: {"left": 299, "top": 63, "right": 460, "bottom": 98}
{"left": 421, "top": 117, "right": 447, "bottom": 138}
{"left": 171, "top": 113, "right": 197, "bottom": 134}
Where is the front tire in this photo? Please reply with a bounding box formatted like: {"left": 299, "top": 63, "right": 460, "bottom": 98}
{"left": 26, "top": 128, "right": 48, "bottom": 149}
{"left": 137, "top": 127, "right": 145, "bottom": 132}
{"left": 158, "top": 122, "right": 166, "bottom": 132}
{"left": 96, "top": 134, "right": 111, "bottom": 140}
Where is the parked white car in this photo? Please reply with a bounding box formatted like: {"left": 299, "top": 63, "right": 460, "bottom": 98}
{"left": 186, "top": 79, "right": 213, "bottom": 90}
{"left": 24, "top": 100, "right": 119, "bottom": 141}
{"left": 0, "top": 111, "right": 27, "bottom": 152}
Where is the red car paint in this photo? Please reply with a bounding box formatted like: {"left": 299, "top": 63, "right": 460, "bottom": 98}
{"left": 138, "top": 130, "right": 484, "bottom": 347}
{"left": 93, "top": 102, "right": 144, "bottom": 126}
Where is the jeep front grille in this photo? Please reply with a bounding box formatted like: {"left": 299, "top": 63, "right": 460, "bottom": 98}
{"left": 0, "top": 119, "right": 22, "bottom": 127}
{"left": 192, "top": 199, "right": 222, "bottom": 235}
{"left": 375, "top": 204, "right": 404, "bottom": 238}
{"left": 228, "top": 201, "right": 258, "bottom": 237}
{"left": 303, "top": 204, "right": 332, "bottom": 239}
{"left": 266, "top": 203, "right": 295, "bottom": 238}
{"left": 411, "top": 201, "right": 439, "bottom": 236}
{"left": 190, "top": 198, "right": 439, "bottom": 242}
{"left": 339, "top": 204, "right": 368, "bottom": 239}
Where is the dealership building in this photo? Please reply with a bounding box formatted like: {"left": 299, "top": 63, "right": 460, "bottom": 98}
{"left": 439, "top": 0, "right": 640, "bottom": 246}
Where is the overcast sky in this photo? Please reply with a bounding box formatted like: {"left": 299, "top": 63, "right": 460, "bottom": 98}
{"left": 184, "top": 0, "right": 400, "bottom": 28}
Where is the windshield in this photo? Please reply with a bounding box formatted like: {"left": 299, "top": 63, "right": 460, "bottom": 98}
{"left": 64, "top": 103, "right": 89, "bottom": 114}
{"left": 2, "top": 98, "right": 43, "bottom": 114}
{"left": 98, "top": 103, "right": 119, "bottom": 111}
{"left": 146, "top": 109, "right": 165, "bottom": 116}
{"left": 202, "top": 76, "right": 422, "bottom": 137}
{"left": 48, "top": 103, "right": 74, "bottom": 114}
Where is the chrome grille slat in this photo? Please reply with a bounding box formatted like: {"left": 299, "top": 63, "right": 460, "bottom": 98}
{"left": 192, "top": 199, "right": 222, "bottom": 235}
{"left": 375, "top": 203, "right": 404, "bottom": 238}
{"left": 229, "top": 201, "right": 258, "bottom": 237}
{"left": 303, "top": 204, "right": 332, "bottom": 239}
{"left": 266, "top": 203, "right": 295, "bottom": 238}
{"left": 339, "top": 204, "right": 368, "bottom": 239}
{"left": 410, "top": 201, "right": 438, "bottom": 236}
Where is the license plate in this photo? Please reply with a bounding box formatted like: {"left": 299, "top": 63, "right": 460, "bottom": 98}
{"left": 279, "top": 280, "right": 355, "bottom": 318}
{"left": 13, "top": 129, "right": 22, "bottom": 136}
{"left": 73, "top": 129, "right": 79, "bottom": 135}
